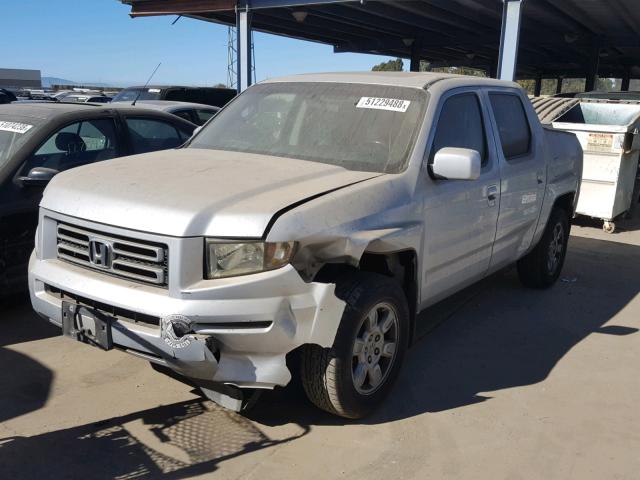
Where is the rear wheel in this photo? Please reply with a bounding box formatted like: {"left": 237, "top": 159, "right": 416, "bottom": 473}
{"left": 517, "top": 207, "right": 570, "bottom": 288}
{"left": 301, "top": 271, "right": 409, "bottom": 419}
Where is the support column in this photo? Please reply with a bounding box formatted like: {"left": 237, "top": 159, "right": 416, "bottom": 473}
{"left": 534, "top": 74, "right": 542, "bottom": 96}
{"left": 556, "top": 77, "right": 563, "bottom": 94}
{"left": 585, "top": 46, "right": 600, "bottom": 92}
{"left": 489, "top": 58, "right": 498, "bottom": 78}
{"left": 622, "top": 68, "right": 631, "bottom": 91}
{"left": 410, "top": 43, "right": 421, "bottom": 72}
{"left": 236, "top": 3, "right": 252, "bottom": 93}
{"left": 497, "top": 0, "right": 524, "bottom": 81}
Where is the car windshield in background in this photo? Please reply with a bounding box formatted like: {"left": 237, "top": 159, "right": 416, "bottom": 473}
{"left": 189, "top": 82, "right": 427, "bottom": 173}
{"left": 0, "top": 117, "right": 39, "bottom": 171}
{"left": 112, "top": 87, "right": 162, "bottom": 102}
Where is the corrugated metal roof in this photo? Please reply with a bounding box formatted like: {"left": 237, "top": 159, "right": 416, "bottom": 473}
{"left": 121, "top": 0, "right": 640, "bottom": 79}
{"left": 529, "top": 97, "right": 580, "bottom": 124}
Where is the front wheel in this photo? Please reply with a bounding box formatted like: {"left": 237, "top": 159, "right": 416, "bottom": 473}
{"left": 517, "top": 207, "right": 570, "bottom": 288}
{"left": 301, "top": 272, "right": 409, "bottom": 419}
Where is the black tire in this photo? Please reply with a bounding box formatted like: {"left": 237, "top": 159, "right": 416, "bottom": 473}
{"left": 300, "top": 271, "right": 409, "bottom": 419}
{"left": 517, "top": 207, "right": 570, "bottom": 288}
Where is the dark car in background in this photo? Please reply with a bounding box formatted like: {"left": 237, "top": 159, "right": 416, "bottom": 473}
{"left": 116, "top": 100, "right": 219, "bottom": 126}
{"left": 111, "top": 85, "right": 236, "bottom": 108}
{"left": 0, "top": 102, "right": 196, "bottom": 296}
{"left": 0, "top": 89, "right": 17, "bottom": 105}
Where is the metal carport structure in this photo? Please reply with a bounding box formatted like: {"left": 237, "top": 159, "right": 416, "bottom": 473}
{"left": 121, "top": 0, "right": 640, "bottom": 93}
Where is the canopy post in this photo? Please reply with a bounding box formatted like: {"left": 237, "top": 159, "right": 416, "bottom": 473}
{"left": 585, "top": 46, "right": 600, "bottom": 92}
{"left": 556, "top": 77, "right": 563, "bottom": 94}
{"left": 622, "top": 68, "right": 631, "bottom": 91}
{"left": 410, "top": 42, "right": 421, "bottom": 72}
{"left": 534, "top": 74, "right": 542, "bottom": 96}
{"left": 236, "top": 2, "right": 252, "bottom": 93}
{"left": 497, "top": 0, "right": 524, "bottom": 81}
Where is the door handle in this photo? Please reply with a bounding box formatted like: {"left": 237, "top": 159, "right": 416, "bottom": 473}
{"left": 487, "top": 185, "right": 499, "bottom": 207}
{"left": 537, "top": 172, "right": 545, "bottom": 185}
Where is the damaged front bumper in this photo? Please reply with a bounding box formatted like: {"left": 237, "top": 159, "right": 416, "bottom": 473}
{"left": 29, "top": 252, "right": 345, "bottom": 391}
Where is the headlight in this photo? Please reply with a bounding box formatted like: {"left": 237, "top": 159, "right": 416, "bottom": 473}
{"left": 205, "top": 240, "right": 296, "bottom": 279}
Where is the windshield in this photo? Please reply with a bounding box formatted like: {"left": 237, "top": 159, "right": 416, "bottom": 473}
{"left": 0, "top": 117, "right": 37, "bottom": 171}
{"left": 189, "top": 82, "right": 427, "bottom": 173}
{"left": 112, "top": 87, "right": 162, "bottom": 102}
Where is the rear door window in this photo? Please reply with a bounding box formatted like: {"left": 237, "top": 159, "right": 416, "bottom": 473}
{"left": 489, "top": 93, "right": 531, "bottom": 159}
{"left": 125, "top": 117, "right": 183, "bottom": 154}
{"left": 172, "top": 109, "right": 195, "bottom": 123}
{"left": 430, "top": 93, "right": 487, "bottom": 166}
{"left": 22, "top": 118, "right": 118, "bottom": 173}
{"left": 195, "top": 108, "right": 218, "bottom": 125}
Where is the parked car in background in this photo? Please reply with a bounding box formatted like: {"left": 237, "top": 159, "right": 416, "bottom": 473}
{"left": 0, "top": 89, "right": 17, "bottom": 104}
{"left": 28, "top": 72, "right": 582, "bottom": 418}
{"left": 0, "top": 102, "right": 196, "bottom": 297}
{"left": 52, "top": 91, "right": 74, "bottom": 101}
{"left": 62, "top": 93, "right": 112, "bottom": 104}
{"left": 112, "top": 85, "right": 236, "bottom": 108}
{"left": 15, "top": 89, "right": 58, "bottom": 101}
{"left": 115, "top": 100, "right": 219, "bottom": 126}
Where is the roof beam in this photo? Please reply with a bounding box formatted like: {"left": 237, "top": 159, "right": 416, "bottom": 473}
{"left": 127, "top": 0, "right": 235, "bottom": 17}
{"left": 250, "top": 0, "right": 357, "bottom": 8}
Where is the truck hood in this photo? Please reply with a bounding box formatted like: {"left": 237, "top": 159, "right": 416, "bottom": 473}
{"left": 41, "top": 148, "right": 380, "bottom": 237}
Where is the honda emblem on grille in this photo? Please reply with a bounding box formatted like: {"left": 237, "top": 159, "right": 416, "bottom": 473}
{"left": 89, "top": 240, "right": 112, "bottom": 268}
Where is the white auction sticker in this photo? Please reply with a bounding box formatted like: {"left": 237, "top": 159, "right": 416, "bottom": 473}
{"left": 356, "top": 97, "right": 411, "bottom": 112}
{"left": 148, "top": 88, "right": 161, "bottom": 93}
{"left": 0, "top": 121, "right": 33, "bottom": 134}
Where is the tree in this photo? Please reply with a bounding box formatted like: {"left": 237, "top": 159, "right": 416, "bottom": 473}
{"left": 517, "top": 77, "right": 623, "bottom": 96}
{"left": 372, "top": 58, "right": 404, "bottom": 72}
{"left": 426, "top": 65, "right": 487, "bottom": 77}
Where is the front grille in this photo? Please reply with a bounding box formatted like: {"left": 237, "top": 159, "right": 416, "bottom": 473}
{"left": 56, "top": 223, "right": 168, "bottom": 286}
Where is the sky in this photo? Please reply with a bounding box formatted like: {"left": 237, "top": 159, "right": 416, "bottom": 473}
{"left": 2, "top": 0, "right": 401, "bottom": 87}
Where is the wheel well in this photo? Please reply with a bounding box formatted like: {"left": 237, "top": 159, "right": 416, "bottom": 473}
{"left": 554, "top": 192, "right": 576, "bottom": 217}
{"left": 314, "top": 250, "right": 419, "bottom": 345}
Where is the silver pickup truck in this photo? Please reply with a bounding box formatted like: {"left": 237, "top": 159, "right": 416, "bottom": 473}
{"left": 29, "top": 72, "right": 582, "bottom": 418}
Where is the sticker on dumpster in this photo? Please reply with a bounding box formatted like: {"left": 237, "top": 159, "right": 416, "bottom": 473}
{"left": 161, "top": 314, "right": 193, "bottom": 349}
{"left": 587, "top": 133, "right": 613, "bottom": 152}
{"left": 0, "top": 121, "right": 33, "bottom": 134}
{"left": 356, "top": 97, "right": 411, "bottom": 112}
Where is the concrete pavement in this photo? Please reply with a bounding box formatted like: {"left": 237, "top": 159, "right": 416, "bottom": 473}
{"left": 1, "top": 222, "right": 638, "bottom": 479}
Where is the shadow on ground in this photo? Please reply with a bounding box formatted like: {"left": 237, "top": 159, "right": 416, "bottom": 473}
{"left": 251, "top": 235, "right": 640, "bottom": 426}
{"left": 0, "top": 297, "right": 59, "bottom": 423}
{"left": 1, "top": 235, "right": 638, "bottom": 478}
{"left": 573, "top": 210, "right": 640, "bottom": 233}
{"left": 0, "top": 398, "right": 308, "bottom": 479}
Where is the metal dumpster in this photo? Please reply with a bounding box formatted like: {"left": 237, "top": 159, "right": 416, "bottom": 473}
{"left": 551, "top": 101, "right": 640, "bottom": 233}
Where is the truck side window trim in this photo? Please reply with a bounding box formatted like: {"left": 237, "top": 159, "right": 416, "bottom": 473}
{"left": 427, "top": 92, "right": 489, "bottom": 170}
{"left": 488, "top": 92, "right": 532, "bottom": 161}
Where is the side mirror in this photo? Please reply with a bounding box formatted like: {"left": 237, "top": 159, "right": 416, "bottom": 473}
{"left": 431, "top": 147, "right": 481, "bottom": 180}
{"left": 18, "top": 167, "right": 59, "bottom": 187}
